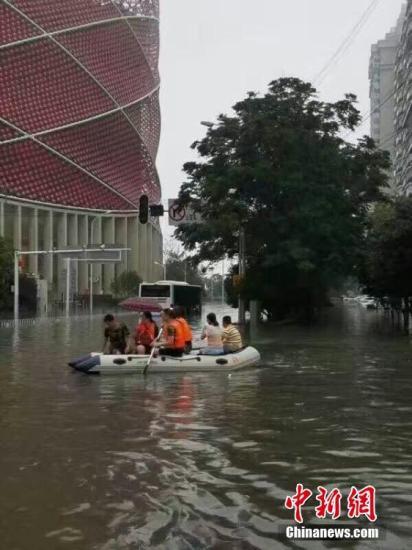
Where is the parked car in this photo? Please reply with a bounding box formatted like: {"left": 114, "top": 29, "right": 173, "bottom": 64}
{"left": 358, "top": 296, "right": 378, "bottom": 310}
{"left": 342, "top": 295, "right": 357, "bottom": 302}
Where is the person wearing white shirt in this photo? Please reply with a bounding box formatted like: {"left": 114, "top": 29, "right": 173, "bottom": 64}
{"left": 201, "top": 313, "right": 223, "bottom": 351}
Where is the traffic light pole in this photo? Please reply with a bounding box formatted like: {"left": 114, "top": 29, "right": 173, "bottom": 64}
{"left": 238, "top": 227, "right": 246, "bottom": 325}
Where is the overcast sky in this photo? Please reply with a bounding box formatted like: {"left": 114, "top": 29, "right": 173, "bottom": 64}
{"left": 157, "top": 0, "right": 405, "bottom": 239}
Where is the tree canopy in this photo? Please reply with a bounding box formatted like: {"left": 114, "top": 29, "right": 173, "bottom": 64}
{"left": 111, "top": 271, "right": 142, "bottom": 298}
{"left": 176, "top": 78, "right": 390, "bottom": 319}
{"left": 165, "top": 250, "right": 205, "bottom": 288}
{"left": 362, "top": 198, "right": 412, "bottom": 301}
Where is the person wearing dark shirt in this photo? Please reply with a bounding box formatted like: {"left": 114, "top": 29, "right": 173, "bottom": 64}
{"left": 103, "top": 314, "right": 130, "bottom": 354}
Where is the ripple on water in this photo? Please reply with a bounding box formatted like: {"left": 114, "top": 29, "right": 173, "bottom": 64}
{"left": 323, "top": 450, "right": 382, "bottom": 458}
{"left": 45, "top": 527, "right": 83, "bottom": 543}
{"left": 159, "top": 439, "right": 218, "bottom": 454}
{"left": 2, "top": 306, "right": 412, "bottom": 549}
{"left": 232, "top": 441, "right": 259, "bottom": 448}
{"left": 62, "top": 503, "right": 91, "bottom": 516}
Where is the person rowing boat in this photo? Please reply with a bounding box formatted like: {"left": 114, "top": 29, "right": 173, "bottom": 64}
{"left": 157, "top": 308, "right": 186, "bottom": 357}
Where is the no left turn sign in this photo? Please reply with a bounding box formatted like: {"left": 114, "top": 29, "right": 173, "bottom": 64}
{"left": 168, "top": 199, "right": 203, "bottom": 226}
{"left": 169, "top": 203, "right": 186, "bottom": 222}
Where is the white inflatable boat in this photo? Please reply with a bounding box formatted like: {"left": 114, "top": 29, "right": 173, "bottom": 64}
{"left": 69, "top": 347, "right": 261, "bottom": 375}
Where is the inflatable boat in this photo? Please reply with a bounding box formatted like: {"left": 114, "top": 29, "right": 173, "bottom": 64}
{"left": 69, "top": 346, "right": 260, "bottom": 375}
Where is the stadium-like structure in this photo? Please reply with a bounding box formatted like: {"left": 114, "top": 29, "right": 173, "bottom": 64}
{"left": 0, "top": 0, "right": 162, "bottom": 300}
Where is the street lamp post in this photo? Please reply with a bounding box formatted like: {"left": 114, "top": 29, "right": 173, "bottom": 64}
{"left": 89, "top": 210, "right": 112, "bottom": 315}
{"left": 89, "top": 217, "right": 97, "bottom": 315}
{"left": 228, "top": 188, "right": 247, "bottom": 324}
{"left": 238, "top": 227, "right": 246, "bottom": 324}
{"left": 14, "top": 251, "right": 19, "bottom": 320}
{"left": 65, "top": 257, "right": 71, "bottom": 317}
{"left": 221, "top": 260, "right": 225, "bottom": 305}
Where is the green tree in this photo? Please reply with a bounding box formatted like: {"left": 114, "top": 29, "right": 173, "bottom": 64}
{"left": 362, "top": 198, "right": 412, "bottom": 330}
{"left": 165, "top": 251, "right": 205, "bottom": 287}
{"left": 176, "top": 78, "right": 389, "bottom": 320}
{"left": 203, "top": 273, "right": 226, "bottom": 301}
{"left": 111, "top": 270, "right": 142, "bottom": 298}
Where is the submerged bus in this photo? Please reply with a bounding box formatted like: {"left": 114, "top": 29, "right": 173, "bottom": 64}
{"left": 139, "top": 281, "right": 202, "bottom": 313}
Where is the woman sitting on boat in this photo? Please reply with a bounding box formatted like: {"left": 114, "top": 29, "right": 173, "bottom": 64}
{"left": 200, "top": 313, "right": 223, "bottom": 354}
{"left": 134, "top": 311, "right": 159, "bottom": 355}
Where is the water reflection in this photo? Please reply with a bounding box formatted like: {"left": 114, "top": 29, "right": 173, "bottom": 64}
{"left": 0, "top": 304, "right": 411, "bottom": 549}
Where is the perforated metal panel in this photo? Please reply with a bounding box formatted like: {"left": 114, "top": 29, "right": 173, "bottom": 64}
{"left": 11, "top": 0, "right": 119, "bottom": 32}
{"left": 58, "top": 22, "right": 155, "bottom": 105}
{"left": 0, "top": 3, "right": 41, "bottom": 45}
{"left": 0, "top": 0, "right": 161, "bottom": 210}
{"left": 0, "top": 140, "right": 132, "bottom": 209}
{"left": 125, "top": 90, "right": 161, "bottom": 159}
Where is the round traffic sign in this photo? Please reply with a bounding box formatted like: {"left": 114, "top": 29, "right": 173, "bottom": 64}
{"left": 169, "top": 203, "right": 186, "bottom": 222}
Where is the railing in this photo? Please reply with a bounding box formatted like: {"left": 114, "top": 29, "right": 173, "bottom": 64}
{"left": 0, "top": 308, "right": 137, "bottom": 329}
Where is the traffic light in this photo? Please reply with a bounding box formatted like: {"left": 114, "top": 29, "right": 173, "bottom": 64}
{"left": 139, "top": 194, "right": 149, "bottom": 224}
{"left": 150, "top": 204, "right": 164, "bottom": 217}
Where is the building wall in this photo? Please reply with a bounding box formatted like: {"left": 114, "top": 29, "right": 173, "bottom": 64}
{"left": 394, "top": 0, "right": 412, "bottom": 194}
{"left": 0, "top": 0, "right": 162, "bottom": 292}
{"left": 369, "top": 7, "right": 405, "bottom": 163}
{"left": 0, "top": 199, "right": 164, "bottom": 298}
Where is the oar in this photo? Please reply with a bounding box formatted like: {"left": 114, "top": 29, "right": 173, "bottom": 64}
{"left": 143, "top": 328, "right": 163, "bottom": 376}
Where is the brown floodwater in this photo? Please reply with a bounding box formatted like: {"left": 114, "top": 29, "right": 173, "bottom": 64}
{"left": 0, "top": 304, "right": 411, "bottom": 549}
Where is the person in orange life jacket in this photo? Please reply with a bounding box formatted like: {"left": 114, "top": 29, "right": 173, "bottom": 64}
{"left": 157, "top": 308, "right": 185, "bottom": 357}
{"left": 174, "top": 306, "right": 193, "bottom": 353}
{"left": 133, "top": 311, "right": 159, "bottom": 355}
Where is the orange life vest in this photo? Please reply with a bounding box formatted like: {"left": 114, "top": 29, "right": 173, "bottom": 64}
{"left": 176, "top": 317, "right": 192, "bottom": 343}
{"left": 165, "top": 319, "right": 185, "bottom": 349}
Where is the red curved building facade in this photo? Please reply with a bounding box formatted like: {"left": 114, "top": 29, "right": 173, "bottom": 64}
{"left": 0, "top": 0, "right": 161, "bottom": 210}
{"left": 0, "top": 0, "right": 163, "bottom": 297}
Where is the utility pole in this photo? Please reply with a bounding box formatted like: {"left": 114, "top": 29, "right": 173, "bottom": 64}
{"left": 221, "top": 260, "right": 225, "bottom": 305}
{"left": 14, "top": 251, "right": 19, "bottom": 321}
{"left": 89, "top": 217, "right": 97, "bottom": 315}
{"left": 228, "top": 188, "right": 247, "bottom": 324}
{"left": 238, "top": 227, "right": 246, "bottom": 324}
{"left": 89, "top": 210, "right": 111, "bottom": 314}
{"left": 65, "top": 257, "right": 71, "bottom": 317}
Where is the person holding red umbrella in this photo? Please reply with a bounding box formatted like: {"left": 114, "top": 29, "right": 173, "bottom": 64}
{"left": 132, "top": 311, "right": 159, "bottom": 355}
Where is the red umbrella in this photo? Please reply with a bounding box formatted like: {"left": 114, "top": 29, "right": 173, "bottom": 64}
{"left": 119, "top": 297, "right": 163, "bottom": 313}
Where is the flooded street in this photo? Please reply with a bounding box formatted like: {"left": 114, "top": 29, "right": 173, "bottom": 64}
{"left": 1, "top": 304, "right": 412, "bottom": 549}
